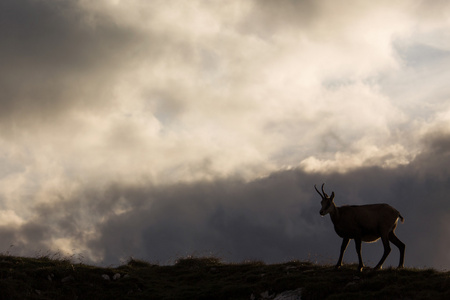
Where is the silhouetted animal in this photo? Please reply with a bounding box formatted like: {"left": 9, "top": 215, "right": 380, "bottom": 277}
{"left": 315, "top": 183, "right": 405, "bottom": 271}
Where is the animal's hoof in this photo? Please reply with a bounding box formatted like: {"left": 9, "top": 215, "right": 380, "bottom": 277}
{"left": 334, "top": 265, "right": 342, "bottom": 270}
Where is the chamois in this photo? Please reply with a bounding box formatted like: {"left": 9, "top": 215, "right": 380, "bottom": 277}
{"left": 315, "top": 183, "right": 405, "bottom": 271}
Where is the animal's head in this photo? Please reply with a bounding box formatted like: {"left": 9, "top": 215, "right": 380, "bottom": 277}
{"left": 314, "top": 183, "right": 335, "bottom": 216}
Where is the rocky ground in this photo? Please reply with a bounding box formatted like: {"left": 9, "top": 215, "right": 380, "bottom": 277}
{"left": 0, "top": 255, "right": 448, "bottom": 299}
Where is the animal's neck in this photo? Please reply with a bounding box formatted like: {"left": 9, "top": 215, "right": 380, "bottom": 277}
{"left": 329, "top": 203, "right": 340, "bottom": 223}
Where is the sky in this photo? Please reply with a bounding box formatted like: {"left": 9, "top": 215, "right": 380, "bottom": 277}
{"left": 0, "top": 0, "right": 450, "bottom": 270}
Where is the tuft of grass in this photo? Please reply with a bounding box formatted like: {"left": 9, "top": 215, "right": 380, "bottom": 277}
{"left": 0, "top": 254, "right": 447, "bottom": 299}
{"left": 174, "top": 255, "right": 223, "bottom": 268}
{"left": 126, "top": 257, "right": 156, "bottom": 268}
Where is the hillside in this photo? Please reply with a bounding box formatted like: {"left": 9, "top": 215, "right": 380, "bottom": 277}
{"left": 0, "top": 254, "right": 448, "bottom": 299}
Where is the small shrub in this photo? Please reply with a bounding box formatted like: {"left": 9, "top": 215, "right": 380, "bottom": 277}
{"left": 126, "top": 258, "right": 154, "bottom": 268}
{"left": 174, "top": 256, "right": 223, "bottom": 268}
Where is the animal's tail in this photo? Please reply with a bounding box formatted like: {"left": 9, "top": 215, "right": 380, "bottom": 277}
{"left": 399, "top": 213, "right": 405, "bottom": 223}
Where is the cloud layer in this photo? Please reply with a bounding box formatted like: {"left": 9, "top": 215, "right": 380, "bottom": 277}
{"left": 2, "top": 132, "right": 450, "bottom": 269}
{"left": 1, "top": 0, "right": 450, "bottom": 269}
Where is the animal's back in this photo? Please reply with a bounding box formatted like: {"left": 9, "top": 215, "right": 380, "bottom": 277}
{"left": 345, "top": 203, "right": 401, "bottom": 219}
{"left": 336, "top": 204, "right": 402, "bottom": 241}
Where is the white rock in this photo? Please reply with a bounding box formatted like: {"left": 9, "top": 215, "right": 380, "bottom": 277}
{"left": 113, "top": 273, "right": 121, "bottom": 280}
{"left": 273, "top": 288, "right": 302, "bottom": 300}
{"left": 102, "top": 274, "right": 110, "bottom": 280}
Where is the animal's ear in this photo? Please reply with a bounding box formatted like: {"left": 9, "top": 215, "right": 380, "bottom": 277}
{"left": 330, "top": 192, "right": 335, "bottom": 201}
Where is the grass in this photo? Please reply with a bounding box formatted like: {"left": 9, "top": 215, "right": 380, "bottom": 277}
{"left": 0, "top": 254, "right": 448, "bottom": 299}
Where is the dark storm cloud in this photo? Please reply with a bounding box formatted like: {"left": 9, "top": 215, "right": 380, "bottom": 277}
{"left": 5, "top": 131, "right": 450, "bottom": 269}
{"left": 0, "top": 0, "right": 140, "bottom": 131}
{"left": 92, "top": 130, "right": 450, "bottom": 269}
{"left": 88, "top": 175, "right": 324, "bottom": 264}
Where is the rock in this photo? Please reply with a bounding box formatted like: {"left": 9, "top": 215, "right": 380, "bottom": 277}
{"left": 260, "top": 291, "right": 274, "bottom": 299}
{"left": 61, "top": 275, "right": 75, "bottom": 283}
{"left": 113, "top": 273, "right": 121, "bottom": 280}
{"left": 345, "top": 281, "right": 359, "bottom": 289}
{"left": 101, "top": 274, "right": 110, "bottom": 280}
{"left": 273, "top": 288, "right": 302, "bottom": 300}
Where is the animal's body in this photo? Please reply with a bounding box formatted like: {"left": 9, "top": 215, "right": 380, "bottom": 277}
{"left": 315, "top": 184, "right": 405, "bottom": 271}
{"left": 332, "top": 204, "right": 402, "bottom": 242}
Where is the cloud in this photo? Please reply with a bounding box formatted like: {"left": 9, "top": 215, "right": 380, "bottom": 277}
{"left": 0, "top": 0, "right": 140, "bottom": 130}
{"left": 2, "top": 131, "right": 449, "bottom": 270}
{"left": 1, "top": 0, "right": 450, "bottom": 270}
{"left": 1, "top": 0, "right": 448, "bottom": 183}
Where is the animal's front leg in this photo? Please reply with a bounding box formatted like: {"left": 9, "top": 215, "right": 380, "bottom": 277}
{"left": 335, "top": 238, "right": 350, "bottom": 269}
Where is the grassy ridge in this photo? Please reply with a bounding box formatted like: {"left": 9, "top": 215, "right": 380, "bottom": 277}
{"left": 0, "top": 254, "right": 448, "bottom": 299}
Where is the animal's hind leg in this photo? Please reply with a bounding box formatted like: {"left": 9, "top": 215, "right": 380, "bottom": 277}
{"left": 389, "top": 231, "right": 405, "bottom": 268}
{"left": 374, "top": 235, "right": 391, "bottom": 270}
{"left": 354, "top": 238, "right": 364, "bottom": 272}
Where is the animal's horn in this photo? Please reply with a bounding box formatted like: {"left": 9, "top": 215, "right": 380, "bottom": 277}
{"left": 314, "top": 184, "right": 324, "bottom": 198}
{"left": 321, "top": 183, "right": 329, "bottom": 197}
